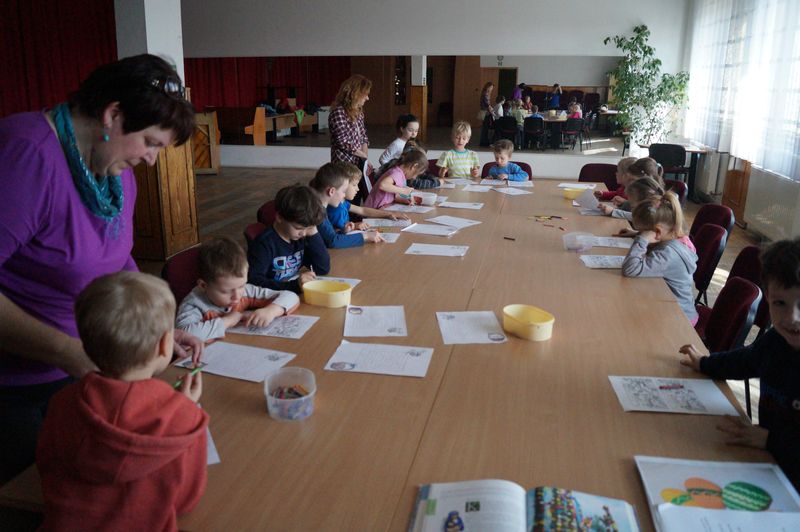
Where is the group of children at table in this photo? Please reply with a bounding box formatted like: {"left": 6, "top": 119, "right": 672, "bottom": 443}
{"left": 31, "top": 113, "right": 800, "bottom": 528}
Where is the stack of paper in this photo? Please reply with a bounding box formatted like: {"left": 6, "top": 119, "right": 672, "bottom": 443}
{"left": 324, "top": 340, "right": 434, "bottom": 378}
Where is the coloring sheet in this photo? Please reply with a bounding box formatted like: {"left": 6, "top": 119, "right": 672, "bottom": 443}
{"left": 437, "top": 182, "right": 456, "bottom": 189}
{"left": 436, "top": 311, "right": 507, "bottom": 344}
{"left": 493, "top": 187, "right": 532, "bottom": 196}
{"left": 362, "top": 218, "right": 413, "bottom": 228}
{"left": 576, "top": 188, "right": 600, "bottom": 209}
{"left": 175, "top": 342, "right": 295, "bottom": 382}
{"left": 509, "top": 180, "right": 534, "bottom": 187}
{"left": 446, "top": 178, "right": 474, "bottom": 185}
{"left": 405, "top": 243, "right": 469, "bottom": 257}
{"left": 426, "top": 215, "right": 482, "bottom": 229}
{"left": 583, "top": 236, "right": 634, "bottom": 249}
{"left": 344, "top": 305, "right": 408, "bottom": 337}
{"left": 608, "top": 376, "right": 739, "bottom": 415}
{"left": 379, "top": 232, "right": 401, "bottom": 243}
{"left": 228, "top": 315, "right": 320, "bottom": 340}
{"left": 579, "top": 255, "right": 625, "bottom": 269}
{"left": 479, "top": 178, "right": 506, "bottom": 185}
{"left": 316, "top": 276, "right": 361, "bottom": 287}
{"left": 384, "top": 204, "right": 435, "bottom": 213}
{"left": 462, "top": 185, "right": 492, "bottom": 193}
{"left": 439, "top": 201, "right": 484, "bottom": 210}
{"left": 401, "top": 223, "right": 459, "bottom": 237}
{"left": 324, "top": 340, "right": 433, "bottom": 378}
{"left": 558, "top": 182, "right": 596, "bottom": 189}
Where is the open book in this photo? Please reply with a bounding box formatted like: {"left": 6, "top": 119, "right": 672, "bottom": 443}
{"left": 408, "top": 479, "right": 639, "bottom": 532}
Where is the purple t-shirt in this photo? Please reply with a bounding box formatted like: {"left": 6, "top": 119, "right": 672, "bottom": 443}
{"left": 364, "top": 166, "right": 407, "bottom": 209}
{"left": 0, "top": 112, "right": 138, "bottom": 386}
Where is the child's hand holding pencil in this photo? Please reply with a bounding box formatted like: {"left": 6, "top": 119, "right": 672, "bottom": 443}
{"left": 174, "top": 364, "right": 204, "bottom": 403}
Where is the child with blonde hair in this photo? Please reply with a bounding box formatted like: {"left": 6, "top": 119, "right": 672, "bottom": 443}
{"left": 437, "top": 121, "right": 480, "bottom": 180}
{"left": 599, "top": 175, "right": 664, "bottom": 222}
{"left": 595, "top": 157, "right": 636, "bottom": 201}
{"left": 364, "top": 149, "right": 428, "bottom": 209}
{"left": 621, "top": 191, "right": 698, "bottom": 324}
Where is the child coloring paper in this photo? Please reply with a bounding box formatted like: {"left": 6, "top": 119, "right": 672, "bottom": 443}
{"left": 175, "top": 342, "right": 295, "bottom": 382}
{"left": 405, "top": 243, "right": 469, "bottom": 257}
{"left": 426, "top": 215, "right": 482, "bottom": 229}
{"left": 609, "top": 376, "right": 739, "bottom": 416}
{"left": 436, "top": 311, "right": 507, "bottom": 344}
{"left": 228, "top": 315, "right": 319, "bottom": 340}
{"left": 324, "top": 340, "right": 433, "bottom": 378}
{"left": 344, "top": 305, "right": 408, "bottom": 337}
{"left": 579, "top": 255, "right": 625, "bottom": 269}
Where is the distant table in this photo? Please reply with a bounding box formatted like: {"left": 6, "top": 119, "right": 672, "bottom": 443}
{"left": 639, "top": 142, "right": 708, "bottom": 202}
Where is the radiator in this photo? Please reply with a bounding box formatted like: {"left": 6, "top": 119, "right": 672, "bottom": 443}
{"left": 695, "top": 151, "right": 729, "bottom": 196}
{"left": 744, "top": 166, "right": 800, "bottom": 241}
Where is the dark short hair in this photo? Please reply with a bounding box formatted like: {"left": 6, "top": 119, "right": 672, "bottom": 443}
{"left": 395, "top": 114, "right": 419, "bottom": 131}
{"left": 274, "top": 184, "right": 325, "bottom": 226}
{"left": 492, "top": 139, "right": 514, "bottom": 154}
{"left": 761, "top": 238, "right": 800, "bottom": 289}
{"left": 309, "top": 162, "right": 349, "bottom": 192}
{"left": 199, "top": 237, "right": 247, "bottom": 282}
{"left": 69, "top": 54, "right": 195, "bottom": 145}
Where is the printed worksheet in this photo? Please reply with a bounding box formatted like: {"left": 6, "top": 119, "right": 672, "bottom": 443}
{"left": 558, "top": 182, "right": 596, "bottom": 189}
{"left": 446, "top": 178, "right": 474, "bottom": 185}
{"left": 362, "top": 218, "right": 413, "bottom": 228}
{"left": 324, "top": 340, "right": 433, "bottom": 378}
{"left": 439, "top": 201, "right": 484, "bottom": 210}
{"left": 579, "top": 255, "right": 625, "bottom": 269}
{"left": 344, "top": 305, "right": 408, "bottom": 337}
{"left": 576, "top": 188, "right": 600, "bottom": 209}
{"left": 379, "top": 232, "right": 401, "bottom": 243}
{"left": 609, "top": 376, "right": 739, "bottom": 415}
{"left": 316, "top": 276, "right": 361, "bottom": 287}
{"left": 384, "top": 204, "right": 435, "bottom": 213}
{"left": 401, "top": 223, "right": 459, "bottom": 237}
{"left": 462, "top": 185, "right": 492, "bottom": 193}
{"left": 426, "top": 215, "right": 482, "bottom": 229}
{"left": 436, "top": 311, "right": 507, "bottom": 344}
{"left": 435, "top": 195, "right": 449, "bottom": 204}
{"left": 175, "top": 342, "right": 295, "bottom": 382}
{"left": 207, "top": 428, "right": 220, "bottom": 465}
{"left": 493, "top": 187, "right": 532, "bottom": 196}
{"left": 437, "top": 182, "right": 456, "bottom": 189}
{"left": 480, "top": 178, "right": 506, "bottom": 185}
{"left": 583, "top": 236, "right": 634, "bottom": 249}
{"left": 228, "top": 315, "right": 320, "bottom": 340}
{"left": 509, "top": 180, "right": 534, "bottom": 187}
{"left": 405, "top": 243, "right": 469, "bottom": 257}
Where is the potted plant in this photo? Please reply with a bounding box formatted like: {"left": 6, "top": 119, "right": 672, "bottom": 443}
{"left": 605, "top": 25, "right": 689, "bottom": 144}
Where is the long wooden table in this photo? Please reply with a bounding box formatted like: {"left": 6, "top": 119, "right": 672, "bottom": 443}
{"left": 0, "top": 181, "right": 770, "bottom": 530}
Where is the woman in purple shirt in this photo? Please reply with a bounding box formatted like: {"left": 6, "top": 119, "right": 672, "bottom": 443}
{"left": 0, "top": 55, "right": 201, "bottom": 482}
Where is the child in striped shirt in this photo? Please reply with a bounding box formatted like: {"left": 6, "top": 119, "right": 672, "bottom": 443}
{"left": 437, "top": 121, "right": 480, "bottom": 181}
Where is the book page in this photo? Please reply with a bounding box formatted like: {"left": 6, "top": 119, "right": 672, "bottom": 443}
{"left": 657, "top": 504, "right": 800, "bottom": 532}
{"left": 324, "top": 340, "right": 433, "bottom": 378}
{"left": 526, "top": 487, "right": 640, "bottom": 532}
{"left": 361, "top": 218, "right": 412, "bottom": 228}
{"left": 410, "top": 479, "right": 527, "bottom": 532}
{"left": 493, "top": 187, "right": 532, "bottom": 196}
{"left": 175, "top": 342, "right": 295, "bottom": 382}
{"left": 343, "top": 305, "right": 407, "bottom": 337}
{"left": 228, "top": 315, "right": 319, "bottom": 340}
{"left": 401, "top": 223, "right": 459, "bottom": 237}
{"left": 426, "top": 215, "right": 482, "bottom": 229}
{"left": 439, "top": 201, "right": 484, "bottom": 210}
{"left": 405, "top": 243, "right": 469, "bottom": 257}
{"left": 579, "top": 255, "right": 625, "bottom": 269}
{"left": 436, "top": 311, "right": 507, "bottom": 344}
{"left": 609, "top": 376, "right": 739, "bottom": 416}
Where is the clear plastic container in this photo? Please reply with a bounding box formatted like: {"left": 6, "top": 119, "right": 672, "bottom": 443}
{"left": 562, "top": 232, "right": 593, "bottom": 252}
{"left": 264, "top": 367, "right": 316, "bottom": 421}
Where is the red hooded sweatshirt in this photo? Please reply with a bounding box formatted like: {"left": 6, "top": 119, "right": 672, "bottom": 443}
{"left": 36, "top": 372, "right": 209, "bottom": 531}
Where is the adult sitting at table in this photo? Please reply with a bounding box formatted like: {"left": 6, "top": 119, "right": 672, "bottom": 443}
{"left": 329, "top": 74, "right": 372, "bottom": 174}
{"left": 0, "top": 54, "right": 204, "bottom": 483}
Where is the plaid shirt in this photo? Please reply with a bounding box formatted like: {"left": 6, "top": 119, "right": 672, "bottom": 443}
{"left": 329, "top": 106, "right": 368, "bottom": 165}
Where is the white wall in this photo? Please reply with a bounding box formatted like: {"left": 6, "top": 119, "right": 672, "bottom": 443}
{"left": 116, "top": 0, "right": 185, "bottom": 80}
{"left": 181, "top": 0, "right": 690, "bottom": 72}
{"left": 479, "top": 56, "right": 622, "bottom": 86}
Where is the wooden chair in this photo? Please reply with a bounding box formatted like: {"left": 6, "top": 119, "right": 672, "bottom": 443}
{"left": 578, "top": 163, "right": 617, "bottom": 190}
{"left": 161, "top": 246, "right": 201, "bottom": 304}
{"left": 693, "top": 224, "right": 728, "bottom": 306}
{"left": 480, "top": 161, "right": 533, "bottom": 180}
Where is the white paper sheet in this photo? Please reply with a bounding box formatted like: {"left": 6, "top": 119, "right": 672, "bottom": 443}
{"left": 175, "top": 342, "right": 295, "bottom": 382}
{"left": 401, "top": 223, "right": 459, "bottom": 237}
{"left": 437, "top": 182, "right": 456, "bottom": 189}
{"left": 609, "top": 376, "right": 739, "bottom": 415}
{"left": 576, "top": 188, "right": 600, "bottom": 209}
{"left": 558, "top": 182, "right": 596, "bottom": 189}
{"left": 405, "top": 243, "right": 469, "bottom": 257}
{"left": 426, "top": 215, "right": 482, "bottom": 229}
{"left": 384, "top": 204, "right": 435, "bottom": 213}
{"left": 324, "top": 340, "right": 433, "bottom": 378}
{"left": 207, "top": 428, "right": 220, "bottom": 465}
{"left": 583, "top": 236, "right": 633, "bottom": 249}
{"left": 439, "top": 201, "right": 484, "bottom": 210}
{"left": 579, "top": 255, "right": 625, "bottom": 269}
{"left": 479, "top": 178, "right": 506, "bottom": 185}
{"left": 462, "top": 185, "right": 492, "bottom": 193}
{"left": 344, "top": 305, "right": 408, "bottom": 337}
{"left": 227, "top": 315, "right": 319, "bottom": 339}
{"left": 579, "top": 207, "right": 605, "bottom": 216}
{"left": 379, "top": 232, "right": 401, "bottom": 243}
{"left": 316, "top": 276, "right": 361, "bottom": 287}
{"left": 509, "top": 180, "right": 534, "bottom": 187}
{"left": 446, "top": 178, "right": 474, "bottom": 185}
{"left": 362, "top": 218, "right": 412, "bottom": 228}
{"left": 657, "top": 504, "right": 800, "bottom": 532}
{"left": 493, "top": 186, "right": 532, "bottom": 196}
{"left": 436, "top": 311, "right": 507, "bottom": 344}
{"left": 435, "top": 195, "right": 449, "bottom": 204}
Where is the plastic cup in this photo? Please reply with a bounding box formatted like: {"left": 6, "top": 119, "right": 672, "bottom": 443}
{"left": 411, "top": 191, "right": 437, "bottom": 206}
{"left": 562, "top": 232, "right": 593, "bottom": 252}
{"left": 264, "top": 367, "right": 316, "bottom": 421}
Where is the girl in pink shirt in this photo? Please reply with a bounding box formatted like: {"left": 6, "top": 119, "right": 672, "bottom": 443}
{"left": 364, "top": 150, "right": 428, "bottom": 209}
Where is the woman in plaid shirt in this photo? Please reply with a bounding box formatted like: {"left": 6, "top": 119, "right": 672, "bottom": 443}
{"left": 329, "top": 75, "right": 372, "bottom": 166}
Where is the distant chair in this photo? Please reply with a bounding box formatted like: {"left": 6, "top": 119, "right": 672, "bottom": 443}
{"left": 492, "top": 117, "right": 519, "bottom": 147}
{"left": 481, "top": 161, "right": 533, "bottom": 180}
{"left": 161, "top": 246, "right": 201, "bottom": 305}
{"left": 583, "top": 93, "right": 601, "bottom": 114}
{"left": 728, "top": 245, "right": 770, "bottom": 335}
{"left": 649, "top": 143, "right": 690, "bottom": 181}
{"left": 693, "top": 223, "right": 728, "bottom": 306}
{"left": 257, "top": 200, "right": 277, "bottom": 226}
{"left": 522, "top": 116, "right": 547, "bottom": 150}
{"left": 664, "top": 179, "right": 687, "bottom": 205}
{"left": 427, "top": 158, "right": 440, "bottom": 177}
{"left": 244, "top": 222, "right": 268, "bottom": 249}
{"left": 561, "top": 118, "right": 584, "bottom": 151}
{"left": 578, "top": 163, "right": 617, "bottom": 190}
{"left": 689, "top": 204, "right": 735, "bottom": 241}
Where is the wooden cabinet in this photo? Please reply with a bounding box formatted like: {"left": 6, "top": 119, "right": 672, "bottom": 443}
{"left": 722, "top": 159, "right": 751, "bottom": 228}
{"left": 132, "top": 140, "right": 199, "bottom": 260}
{"left": 192, "top": 111, "right": 220, "bottom": 174}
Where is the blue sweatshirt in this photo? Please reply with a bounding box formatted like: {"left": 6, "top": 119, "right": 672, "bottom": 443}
{"left": 327, "top": 200, "right": 350, "bottom": 230}
{"left": 488, "top": 162, "right": 529, "bottom": 182}
{"left": 247, "top": 227, "right": 330, "bottom": 293}
{"left": 317, "top": 215, "right": 363, "bottom": 249}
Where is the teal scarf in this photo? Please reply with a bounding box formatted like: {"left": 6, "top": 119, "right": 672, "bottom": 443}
{"left": 52, "top": 103, "right": 124, "bottom": 230}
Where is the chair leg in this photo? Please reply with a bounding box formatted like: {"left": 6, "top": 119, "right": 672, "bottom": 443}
{"left": 744, "top": 378, "right": 752, "bottom": 419}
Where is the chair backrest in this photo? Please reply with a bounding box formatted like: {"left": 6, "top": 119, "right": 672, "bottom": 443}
{"left": 729, "top": 245, "right": 770, "bottom": 330}
{"left": 256, "top": 200, "right": 277, "bottom": 226}
{"left": 563, "top": 117, "right": 584, "bottom": 133}
{"left": 566, "top": 90, "right": 584, "bottom": 104}
{"left": 494, "top": 116, "right": 517, "bottom": 132}
{"left": 523, "top": 116, "right": 545, "bottom": 132}
{"left": 427, "top": 158, "right": 440, "bottom": 177}
{"left": 704, "top": 276, "right": 762, "bottom": 352}
{"left": 649, "top": 143, "right": 687, "bottom": 168}
{"left": 689, "top": 204, "right": 735, "bottom": 240}
{"left": 481, "top": 161, "right": 533, "bottom": 179}
{"left": 161, "top": 246, "right": 201, "bottom": 304}
{"left": 578, "top": 163, "right": 617, "bottom": 190}
{"left": 664, "top": 179, "right": 687, "bottom": 205}
{"left": 583, "top": 92, "right": 600, "bottom": 111}
{"left": 693, "top": 224, "right": 728, "bottom": 295}
{"left": 244, "top": 222, "right": 268, "bottom": 249}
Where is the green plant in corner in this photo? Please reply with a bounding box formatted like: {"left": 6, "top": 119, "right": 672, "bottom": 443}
{"left": 605, "top": 25, "right": 689, "bottom": 144}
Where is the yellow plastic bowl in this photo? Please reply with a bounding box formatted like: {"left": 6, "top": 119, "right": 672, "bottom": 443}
{"left": 502, "top": 304, "right": 555, "bottom": 341}
{"left": 562, "top": 188, "right": 584, "bottom": 200}
{"left": 302, "top": 280, "right": 352, "bottom": 308}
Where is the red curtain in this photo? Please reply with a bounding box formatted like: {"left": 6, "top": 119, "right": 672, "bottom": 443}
{"left": 1, "top": 0, "right": 117, "bottom": 117}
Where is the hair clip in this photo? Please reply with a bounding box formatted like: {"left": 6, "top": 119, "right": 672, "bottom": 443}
{"left": 151, "top": 76, "right": 185, "bottom": 98}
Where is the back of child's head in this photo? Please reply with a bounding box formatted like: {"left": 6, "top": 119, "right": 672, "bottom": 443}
{"left": 452, "top": 121, "right": 471, "bottom": 138}
{"left": 310, "top": 162, "right": 350, "bottom": 193}
{"left": 631, "top": 191, "right": 686, "bottom": 236}
{"left": 626, "top": 176, "right": 665, "bottom": 205}
{"left": 75, "top": 271, "right": 175, "bottom": 377}
{"left": 492, "top": 139, "right": 514, "bottom": 156}
{"left": 495, "top": 95, "right": 506, "bottom": 104}
{"left": 274, "top": 184, "right": 326, "bottom": 226}
{"left": 627, "top": 157, "right": 665, "bottom": 186}
{"left": 395, "top": 113, "right": 418, "bottom": 132}
{"left": 199, "top": 237, "right": 247, "bottom": 283}
{"left": 397, "top": 148, "right": 428, "bottom": 170}
{"left": 617, "top": 156, "right": 636, "bottom": 174}
{"left": 761, "top": 238, "right": 800, "bottom": 289}
{"left": 403, "top": 139, "right": 426, "bottom": 154}
{"left": 531, "top": 105, "right": 539, "bottom": 113}
{"left": 335, "top": 161, "right": 362, "bottom": 184}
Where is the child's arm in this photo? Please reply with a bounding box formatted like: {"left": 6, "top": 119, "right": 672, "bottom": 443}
{"left": 349, "top": 203, "right": 410, "bottom": 220}
{"left": 488, "top": 165, "right": 506, "bottom": 179}
{"left": 245, "top": 284, "right": 300, "bottom": 315}
{"left": 595, "top": 186, "right": 624, "bottom": 200}
{"left": 317, "top": 217, "right": 365, "bottom": 249}
{"left": 175, "top": 294, "right": 230, "bottom": 342}
{"left": 302, "top": 232, "right": 331, "bottom": 276}
{"left": 621, "top": 233, "right": 669, "bottom": 277}
{"left": 611, "top": 208, "right": 633, "bottom": 221}
{"left": 470, "top": 152, "right": 481, "bottom": 178}
{"left": 377, "top": 175, "right": 413, "bottom": 196}
{"left": 506, "top": 163, "right": 528, "bottom": 182}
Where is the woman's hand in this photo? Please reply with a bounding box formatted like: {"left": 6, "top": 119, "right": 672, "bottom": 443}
{"left": 173, "top": 329, "right": 204, "bottom": 365}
